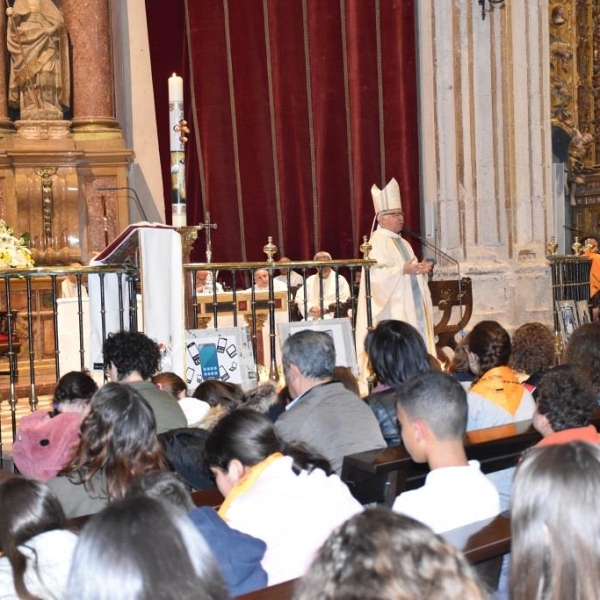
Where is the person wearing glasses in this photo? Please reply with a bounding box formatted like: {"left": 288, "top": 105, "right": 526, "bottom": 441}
{"left": 355, "top": 178, "right": 435, "bottom": 392}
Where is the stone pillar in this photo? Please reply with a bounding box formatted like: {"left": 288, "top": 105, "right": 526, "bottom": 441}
{"left": 62, "top": 0, "right": 120, "bottom": 134}
{"left": 0, "top": 8, "right": 14, "bottom": 132}
{"left": 416, "top": 1, "right": 554, "bottom": 330}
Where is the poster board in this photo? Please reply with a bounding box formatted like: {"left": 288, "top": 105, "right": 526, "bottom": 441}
{"left": 185, "top": 326, "right": 257, "bottom": 393}
{"left": 556, "top": 300, "right": 578, "bottom": 344}
{"left": 277, "top": 317, "right": 358, "bottom": 376}
{"left": 576, "top": 299, "right": 591, "bottom": 326}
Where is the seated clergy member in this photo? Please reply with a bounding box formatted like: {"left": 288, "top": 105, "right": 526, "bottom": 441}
{"left": 295, "top": 251, "right": 350, "bottom": 320}
{"left": 103, "top": 331, "right": 187, "bottom": 434}
{"left": 60, "top": 262, "right": 88, "bottom": 298}
{"left": 244, "top": 268, "right": 287, "bottom": 292}
{"left": 275, "top": 330, "right": 386, "bottom": 474}
{"left": 530, "top": 365, "right": 600, "bottom": 448}
{"left": 195, "top": 270, "right": 223, "bottom": 295}
{"left": 275, "top": 256, "right": 304, "bottom": 288}
{"left": 393, "top": 371, "right": 500, "bottom": 533}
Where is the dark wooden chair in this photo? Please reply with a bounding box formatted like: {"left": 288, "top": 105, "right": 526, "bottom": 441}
{"left": 428, "top": 277, "right": 473, "bottom": 366}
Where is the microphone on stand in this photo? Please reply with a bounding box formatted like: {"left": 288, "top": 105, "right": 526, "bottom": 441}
{"left": 403, "top": 227, "right": 461, "bottom": 280}
{"left": 403, "top": 227, "right": 465, "bottom": 337}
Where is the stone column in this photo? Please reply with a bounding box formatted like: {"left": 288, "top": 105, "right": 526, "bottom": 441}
{"left": 62, "top": 0, "right": 120, "bottom": 133}
{"left": 416, "top": 1, "right": 554, "bottom": 329}
{"left": 0, "top": 8, "right": 14, "bottom": 132}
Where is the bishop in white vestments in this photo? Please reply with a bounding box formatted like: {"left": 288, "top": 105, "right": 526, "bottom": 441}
{"left": 355, "top": 178, "right": 435, "bottom": 390}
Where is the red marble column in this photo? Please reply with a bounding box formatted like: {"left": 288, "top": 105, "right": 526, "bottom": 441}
{"left": 62, "top": 0, "right": 119, "bottom": 131}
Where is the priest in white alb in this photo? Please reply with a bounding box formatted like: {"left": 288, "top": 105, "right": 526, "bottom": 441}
{"left": 355, "top": 178, "right": 436, "bottom": 390}
{"left": 295, "top": 251, "right": 350, "bottom": 320}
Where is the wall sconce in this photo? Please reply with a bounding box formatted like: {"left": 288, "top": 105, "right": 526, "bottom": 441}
{"left": 478, "top": 0, "right": 506, "bottom": 20}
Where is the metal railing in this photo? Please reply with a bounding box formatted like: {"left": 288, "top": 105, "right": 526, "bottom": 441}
{"left": 0, "top": 259, "right": 373, "bottom": 462}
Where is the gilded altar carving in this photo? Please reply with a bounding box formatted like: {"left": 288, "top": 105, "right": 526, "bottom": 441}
{"left": 550, "top": 1, "right": 598, "bottom": 189}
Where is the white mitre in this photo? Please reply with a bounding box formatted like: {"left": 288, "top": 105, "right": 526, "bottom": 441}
{"left": 371, "top": 177, "right": 402, "bottom": 214}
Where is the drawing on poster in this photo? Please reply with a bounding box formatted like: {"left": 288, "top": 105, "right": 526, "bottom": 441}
{"left": 556, "top": 300, "right": 578, "bottom": 344}
{"left": 185, "top": 326, "right": 256, "bottom": 392}
{"left": 277, "top": 318, "right": 358, "bottom": 376}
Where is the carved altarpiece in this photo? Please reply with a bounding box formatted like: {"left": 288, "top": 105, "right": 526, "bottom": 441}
{"left": 0, "top": 0, "right": 134, "bottom": 394}
{"left": 550, "top": 1, "right": 600, "bottom": 234}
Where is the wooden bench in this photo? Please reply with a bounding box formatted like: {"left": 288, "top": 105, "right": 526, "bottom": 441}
{"left": 57, "top": 474, "right": 511, "bottom": 600}
{"left": 236, "top": 512, "right": 511, "bottom": 600}
{"left": 191, "top": 486, "right": 224, "bottom": 508}
{"left": 341, "top": 412, "right": 600, "bottom": 507}
{"left": 63, "top": 512, "right": 512, "bottom": 600}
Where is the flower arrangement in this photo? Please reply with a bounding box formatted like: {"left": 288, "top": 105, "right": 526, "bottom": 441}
{"left": 0, "top": 220, "right": 34, "bottom": 268}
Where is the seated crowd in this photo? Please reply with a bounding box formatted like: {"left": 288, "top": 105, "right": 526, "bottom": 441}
{"left": 0, "top": 321, "right": 599, "bottom": 598}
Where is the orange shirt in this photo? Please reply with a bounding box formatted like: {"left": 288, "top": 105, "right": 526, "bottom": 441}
{"left": 535, "top": 424, "right": 600, "bottom": 448}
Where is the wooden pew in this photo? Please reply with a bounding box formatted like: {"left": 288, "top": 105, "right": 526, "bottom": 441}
{"left": 191, "top": 486, "right": 224, "bottom": 508}
{"left": 62, "top": 479, "right": 511, "bottom": 600}
{"left": 238, "top": 579, "right": 296, "bottom": 600}
{"left": 341, "top": 412, "right": 600, "bottom": 507}
{"left": 62, "top": 512, "right": 512, "bottom": 600}
{"left": 236, "top": 513, "right": 512, "bottom": 600}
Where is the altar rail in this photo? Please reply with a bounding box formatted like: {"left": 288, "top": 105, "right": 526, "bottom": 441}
{"left": 184, "top": 259, "right": 374, "bottom": 379}
{"left": 0, "top": 265, "right": 138, "bottom": 464}
{"left": 0, "top": 259, "right": 472, "bottom": 463}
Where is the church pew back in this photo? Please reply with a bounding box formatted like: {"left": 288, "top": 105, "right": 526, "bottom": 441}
{"left": 191, "top": 486, "right": 224, "bottom": 508}
{"left": 63, "top": 483, "right": 511, "bottom": 600}
{"left": 342, "top": 412, "right": 600, "bottom": 506}
{"left": 235, "top": 513, "right": 512, "bottom": 600}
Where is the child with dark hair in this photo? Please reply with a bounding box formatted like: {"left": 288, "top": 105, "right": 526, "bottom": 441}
{"left": 364, "top": 319, "right": 432, "bottom": 446}
{"left": 465, "top": 320, "right": 535, "bottom": 430}
{"left": 531, "top": 365, "right": 600, "bottom": 447}
{"left": 509, "top": 322, "right": 556, "bottom": 396}
{"left": 466, "top": 320, "right": 536, "bottom": 511}
{"left": 103, "top": 331, "right": 187, "bottom": 434}
{"left": 12, "top": 371, "right": 98, "bottom": 481}
{"left": 128, "top": 471, "right": 268, "bottom": 596}
{"left": 0, "top": 478, "right": 78, "bottom": 598}
{"left": 192, "top": 380, "right": 246, "bottom": 429}
{"left": 510, "top": 443, "right": 600, "bottom": 600}
{"left": 47, "top": 383, "right": 168, "bottom": 517}
{"left": 65, "top": 495, "right": 228, "bottom": 600}
{"left": 205, "top": 410, "right": 362, "bottom": 585}
{"left": 152, "top": 371, "right": 209, "bottom": 426}
{"left": 393, "top": 371, "right": 500, "bottom": 533}
{"left": 564, "top": 323, "right": 600, "bottom": 397}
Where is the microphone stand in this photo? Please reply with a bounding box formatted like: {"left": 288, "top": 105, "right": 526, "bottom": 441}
{"left": 97, "top": 187, "right": 151, "bottom": 223}
{"left": 403, "top": 227, "right": 465, "bottom": 337}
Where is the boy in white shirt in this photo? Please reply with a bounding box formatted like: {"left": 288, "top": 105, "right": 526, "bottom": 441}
{"left": 393, "top": 371, "right": 500, "bottom": 533}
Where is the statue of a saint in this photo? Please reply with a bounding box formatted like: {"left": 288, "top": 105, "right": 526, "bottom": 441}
{"left": 6, "top": 0, "right": 70, "bottom": 120}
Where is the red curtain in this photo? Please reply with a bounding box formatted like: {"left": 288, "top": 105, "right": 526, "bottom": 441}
{"left": 145, "top": 0, "right": 420, "bottom": 263}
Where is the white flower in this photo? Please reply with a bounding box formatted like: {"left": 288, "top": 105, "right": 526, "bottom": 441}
{"left": 0, "top": 220, "right": 34, "bottom": 268}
